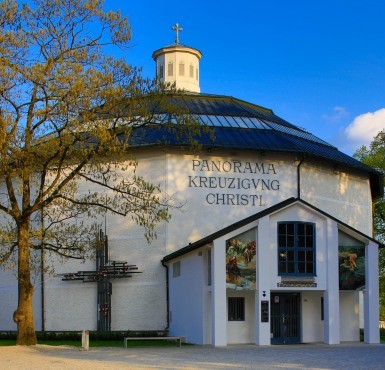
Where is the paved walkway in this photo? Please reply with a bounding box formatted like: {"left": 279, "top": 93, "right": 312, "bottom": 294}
{"left": 1, "top": 342, "right": 385, "bottom": 369}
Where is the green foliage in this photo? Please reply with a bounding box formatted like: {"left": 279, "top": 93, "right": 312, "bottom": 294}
{"left": 354, "top": 130, "right": 385, "bottom": 319}
{"left": 0, "top": 339, "right": 186, "bottom": 347}
{"left": 360, "top": 328, "right": 385, "bottom": 342}
{"left": 0, "top": 330, "right": 183, "bottom": 347}
{"left": 0, "top": 0, "right": 205, "bottom": 345}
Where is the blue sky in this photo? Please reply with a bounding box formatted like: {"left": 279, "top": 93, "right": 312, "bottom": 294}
{"left": 104, "top": 0, "right": 385, "bottom": 155}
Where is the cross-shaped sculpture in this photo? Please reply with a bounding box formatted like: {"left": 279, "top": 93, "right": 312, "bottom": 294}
{"left": 60, "top": 229, "right": 142, "bottom": 332}
{"left": 172, "top": 22, "right": 183, "bottom": 44}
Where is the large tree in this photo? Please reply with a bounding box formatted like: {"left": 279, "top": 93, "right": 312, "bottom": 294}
{"left": 354, "top": 130, "right": 385, "bottom": 319}
{"left": 0, "top": 0, "right": 201, "bottom": 345}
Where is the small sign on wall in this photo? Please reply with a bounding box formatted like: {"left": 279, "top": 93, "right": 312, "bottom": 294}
{"left": 261, "top": 300, "right": 269, "bottom": 323}
{"left": 274, "top": 295, "right": 279, "bottom": 303}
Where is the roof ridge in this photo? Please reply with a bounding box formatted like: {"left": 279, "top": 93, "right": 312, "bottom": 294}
{"left": 162, "top": 197, "right": 383, "bottom": 263}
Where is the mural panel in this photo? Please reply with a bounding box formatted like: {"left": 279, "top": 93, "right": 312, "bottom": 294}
{"left": 339, "top": 246, "right": 365, "bottom": 290}
{"left": 226, "top": 229, "right": 256, "bottom": 290}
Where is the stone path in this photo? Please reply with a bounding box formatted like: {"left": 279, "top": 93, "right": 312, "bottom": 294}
{"left": 1, "top": 342, "right": 384, "bottom": 369}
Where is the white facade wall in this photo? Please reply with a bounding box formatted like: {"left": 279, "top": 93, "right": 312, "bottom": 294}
{"left": 211, "top": 236, "right": 227, "bottom": 346}
{"left": 364, "top": 240, "right": 380, "bottom": 343}
{"left": 0, "top": 150, "right": 169, "bottom": 332}
{"left": 0, "top": 270, "right": 43, "bottom": 331}
{"left": 45, "top": 283, "right": 96, "bottom": 331}
{"left": 166, "top": 152, "right": 373, "bottom": 251}
{"left": 166, "top": 151, "right": 297, "bottom": 252}
{"left": 167, "top": 201, "right": 373, "bottom": 345}
{"left": 301, "top": 291, "right": 324, "bottom": 343}
{"left": 301, "top": 163, "right": 372, "bottom": 235}
{"left": 339, "top": 291, "right": 360, "bottom": 341}
{"left": 227, "top": 290, "right": 255, "bottom": 344}
{"left": 0, "top": 148, "right": 377, "bottom": 337}
{"left": 255, "top": 217, "right": 271, "bottom": 345}
{"left": 168, "top": 251, "right": 206, "bottom": 344}
{"left": 268, "top": 205, "right": 328, "bottom": 291}
{"left": 0, "top": 180, "right": 44, "bottom": 331}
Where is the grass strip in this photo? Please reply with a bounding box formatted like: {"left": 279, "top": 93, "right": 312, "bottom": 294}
{"left": 0, "top": 339, "right": 183, "bottom": 347}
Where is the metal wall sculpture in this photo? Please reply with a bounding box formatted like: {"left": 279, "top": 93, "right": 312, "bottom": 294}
{"left": 61, "top": 229, "right": 142, "bottom": 331}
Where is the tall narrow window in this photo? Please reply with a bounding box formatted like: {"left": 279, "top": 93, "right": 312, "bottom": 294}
{"left": 196, "top": 67, "right": 199, "bottom": 80}
{"left": 278, "top": 222, "right": 315, "bottom": 275}
{"left": 172, "top": 261, "right": 180, "bottom": 277}
{"left": 207, "top": 249, "right": 212, "bottom": 286}
{"left": 228, "top": 297, "right": 245, "bottom": 321}
{"left": 159, "top": 64, "right": 164, "bottom": 79}
{"left": 189, "top": 64, "right": 194, "bottom": 78}
{"left": 168, "top": 62, "right": 173, "bottom": 77}
{"left": 179, "top": 61, "right": 185, "bottom": 76}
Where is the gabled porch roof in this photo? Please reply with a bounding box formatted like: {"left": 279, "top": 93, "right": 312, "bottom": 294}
{"left": 162, "top": 197, "right": 383, "bottom": 263}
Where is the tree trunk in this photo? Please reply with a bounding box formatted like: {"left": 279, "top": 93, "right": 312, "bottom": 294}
{"left": 13, "top": 222, "right": 37, "bottom": 345}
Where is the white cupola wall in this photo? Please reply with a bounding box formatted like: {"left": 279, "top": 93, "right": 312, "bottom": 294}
{"left": 152, "top": 23, "right": 202, "bottom": 93}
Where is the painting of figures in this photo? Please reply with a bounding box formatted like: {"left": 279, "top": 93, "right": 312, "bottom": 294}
{"left": 339, "top": 246, "right": 365, "bottom": 290}
{"left": 226, "top": 229, "right": 256, "bottom": 290}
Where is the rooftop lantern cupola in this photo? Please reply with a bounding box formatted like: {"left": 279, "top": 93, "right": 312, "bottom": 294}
{"left": 152, "top": 23, "right": 202, "bottom": 93}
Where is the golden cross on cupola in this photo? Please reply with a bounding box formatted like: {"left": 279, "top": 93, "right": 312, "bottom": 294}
{"left": 172, "top": 22, "right": 183, "bottom": 44}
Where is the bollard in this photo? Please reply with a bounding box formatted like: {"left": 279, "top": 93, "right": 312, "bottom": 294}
{"left": 81, "top": 330, "right": 90, "bottom": 350}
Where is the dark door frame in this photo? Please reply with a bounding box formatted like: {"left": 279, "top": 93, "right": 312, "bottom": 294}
{"left": 270, "top": 292, "right": 301, "bottom": 344}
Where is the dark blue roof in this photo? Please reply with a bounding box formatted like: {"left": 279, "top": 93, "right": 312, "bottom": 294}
{"left": 123, "top": 93, "right": 383, "bottom": 199}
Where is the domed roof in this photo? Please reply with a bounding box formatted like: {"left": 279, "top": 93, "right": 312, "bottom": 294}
{"left": 152, "top": 43, "right": 203, "bottom": 60}
{"left": 123, "top": 92, "right": 383, "bottom": 199}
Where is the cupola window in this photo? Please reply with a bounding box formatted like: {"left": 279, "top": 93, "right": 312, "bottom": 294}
{"left": 189, "top": 64, "right": 194, "bottom": 78}
{"left": 196, "top": 67, "right": 199, "bottom": 81}
{"left": 179, "top": 61, "right": 185, "bottom": 76}
{"left": 168, "top": 62, "right": 173, "bottom": 77}
{"left": 159, "top": 64, "right": 164, "bottom": 79}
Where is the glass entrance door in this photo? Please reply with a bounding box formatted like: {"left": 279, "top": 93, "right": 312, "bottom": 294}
{"left": 270, "top": 293, "right": 300, "bottom": 344}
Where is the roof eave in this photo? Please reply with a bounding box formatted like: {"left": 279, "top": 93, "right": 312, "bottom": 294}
{"left": 162, "top": 197, "right": 384, "bottom": 263}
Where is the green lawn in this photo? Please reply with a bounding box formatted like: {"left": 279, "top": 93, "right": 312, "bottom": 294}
{"left": 1, "top": 335, "right": 384, "bottom": 347}
{"left": 0, "top": 339, "right": 183, "bottom": 347}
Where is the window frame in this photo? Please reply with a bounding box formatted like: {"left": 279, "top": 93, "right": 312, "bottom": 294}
{"left": 179, "top": 61, "right": 185, "bottom": 76}
{"left": 159, "top": 64, "right": 164, "bottom": 79}
{"left": 172, "top": 261, "right": 181, "bottom": 278}
{"left": 228, "top": 297, "right": 245, "bottom": 321}
{"left": 189, "top": 64, "right": 194, "bottom": 78}
{"left": 277, "top": 221, "right": 316, "bottom": 276}
{"left": 207, "top": 249, "right": 212, "bottom": 286}
{"left": 167, "top": 62, "right": 173, "bottom": 77}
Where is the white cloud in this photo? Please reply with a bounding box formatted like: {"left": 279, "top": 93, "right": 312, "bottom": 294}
{"left": 344, "top": 108, "right": 385, "bottom": 148}
{"left": 322, "top": 106, "right": 350, "bottom": 122}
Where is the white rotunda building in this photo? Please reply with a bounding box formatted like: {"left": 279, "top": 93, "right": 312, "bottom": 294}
{"left": 0, "top": 26, "right": 382, "bottom": 346}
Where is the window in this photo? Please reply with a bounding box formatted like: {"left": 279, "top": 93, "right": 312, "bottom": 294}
{"left": 228, "top": 297, "right": 245, "bottom": 321}
{"left": 159, "top": 64, "right": 164, "bottom": 79}
{"left": 278, "top": 222, "right": 315, "bottom": 275}
{"left": 207, "top": 249, "right": 212, "bottom": 286}
{"left": 189, "top": 64, "right": 194, "bottom": 78}
{"left": 172, "top": 261, "right": 180, "bottom": 277}
{"left": 179, "top": 62, "right": 185, "bottom": 76}
{"left": 168, "top": 62, "right": 173, "bottom": 77}
{"left": 196, "top": 67, "right": 199, "bottom": 80}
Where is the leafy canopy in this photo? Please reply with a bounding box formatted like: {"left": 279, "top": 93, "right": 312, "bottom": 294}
{"left": 0, "top": 0, "right": 201, "bottom": 265}
{"left": 354, "top": 130, "right": 385, "bottom": 319}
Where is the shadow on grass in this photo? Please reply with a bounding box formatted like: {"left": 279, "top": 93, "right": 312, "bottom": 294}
{"left": 0, "top": 339, "right": 190, "bottom": 347}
